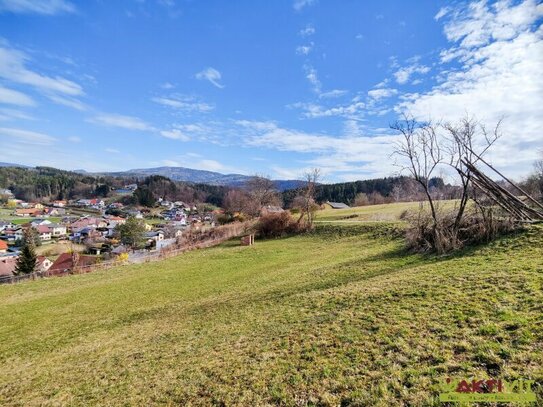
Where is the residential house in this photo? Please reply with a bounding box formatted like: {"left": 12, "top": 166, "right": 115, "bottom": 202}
{"left": 105, "top": 216, "right": 126, "bottom": 225}
{"left": 15, "top": 208, "right": 41, "bottom": 217}
{"left": 145, "top": 230, "right": 165, "bottom": 243}
{"left": 107, "top": 202, "right": 124, "bottom": 210}
{"left": 0, "top": 240, "right": 8, "bottom": 253}
{"left": 35, "top": 225, "right": 52, "bottom": 241}
{"left": 48, "top": 252, "right": 99, "bottom": 275}
{"left": 69, "top": 217, "right": 101, "bottom": 230}
{"left": 31, "top": 219, "right": 52, "bottom": 227}
{"left": 0, "top": 221, "right": 14, "bottom": 232}
{"left": 47, "top": 223, "right": 67, "bottom": 237}
{"left": 52, "top": 200, "right": 67, "bottom": 207}
{"left": 3, "top": 227, "right": 24, "bottom": 241}
{"left": 43, "top": 207, "right": 66, "bottom": 216}
{"left": 76, "top": 198, "right": 105, "bottom": 208}
{"left": 125, "top": 210, "right": 143, "bottom": 219}
{"left": 0, "top": 256, "right": 17, "bottom": 278}
{"left": 36, "top": 256, "right": 53, "bottom": 272}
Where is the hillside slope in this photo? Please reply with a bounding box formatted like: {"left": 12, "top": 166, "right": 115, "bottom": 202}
{"left": 0, "top": 224, "right": 541, "bottom": 405}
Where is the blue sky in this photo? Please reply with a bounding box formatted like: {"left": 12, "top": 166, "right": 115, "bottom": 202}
{"left": 0, "top": 0, "right": 542, "bottom": 182}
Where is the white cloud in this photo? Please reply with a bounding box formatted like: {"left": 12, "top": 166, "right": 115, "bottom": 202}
{"left": 46, "top": 94, "right": 86, "bottom": 110}
{"left": 67, "top": 136, "right": 81, "bottom": 143}
{"left": 303, "top": 64, "right": 321, "bottom": 93}
{"left": 89, "top": 113, "right": 155, "bottom": 131}
{"left": 393, "top": 61, "right": 430, "bottom": 84}
{"left": 296, "top": 44, "right": 313, "bottom": 55}
{"left": 237, "top": 120, "right": 398, "bottom": 178}
{"left": 319, "top": 89, "right": 348, "bottom": 99}
{"left": 0, "top": 127, "right": 56, "bottom": 145}
{"left": 152, "top": 96, "right": 214, "bottom": 112}
{"left": 293, "top": 0, "right": 316, "bottom": 11}
{"left": 299, "top": 25, "right": 315, "bottom": 37}
{"left": 440, "top": 0, "right": 542, "bottom": 48}
{"left": 291, "top": 99, "right": 366, "bottom": 119}
{"left": 0, "top": 45, "right": 83, "bottom": 96}
{"left": 195, "top": 67, "right": 224, "bottom": 88}
{"left": 434, "top": 6, "right": 451, "bottom": 20}
{"left": 0, "top": 0, "right": 75, "bottom": 15}
{"left": 398, "top": 0, "right": 543, "bottom": 177}
{"left": 160, "top": 128, "right": 190, "bottom": 141}
{"left": 160, "top": 82, "right": 175, "bottom": 89}
{"left": 367, "top": 87, "right": 398, "bottom": 100}
{"left": 105, "top": 148, "right": 119, "bottom": 154}
{"left": 0, "top": 85, "right": 35, "bottom": 106}
{"left": 0, "top": 108, "right": 33, "bottom": 121}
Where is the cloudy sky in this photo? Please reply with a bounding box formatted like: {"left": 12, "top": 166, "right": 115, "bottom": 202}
{"left": 0, "top": 0, "right": 541, "bottom": 182}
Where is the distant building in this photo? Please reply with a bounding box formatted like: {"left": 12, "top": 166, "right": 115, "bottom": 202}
{"left": 49, "top": 252, "right": 99, "bottom": 275}
{"left": 325, "top": 201, "right": 350, "bottom": 209}
{"left": 260, "top": 205, "right": 284, "bottom": 215}
{"left": 36, "top": 256, "right": 53, "bottom": 272}
{"left": 35, "top": 225, "right": 52, "bottom": 241}
{"left": 0, "top": 256, "right": 17, "bottom": 277}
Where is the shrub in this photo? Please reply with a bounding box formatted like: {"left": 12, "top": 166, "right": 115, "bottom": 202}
{"left": 256, "top": 212, "right": 307, "bottom": 238}
{"left": 403, "top": 208, "right": 519, "bottom": 254}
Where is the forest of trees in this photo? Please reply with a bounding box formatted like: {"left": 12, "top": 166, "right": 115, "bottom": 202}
{"left": 131, "top": 175, "right": 229, "bottom": 207}
{"left": 0, "top": 166, "right": 135, "bottom": 201}
{"left": 0, "top": 167, "right": 230, "bottom": 206}
{"left": 281, "top": 176, "right": 447, "bottom": 207}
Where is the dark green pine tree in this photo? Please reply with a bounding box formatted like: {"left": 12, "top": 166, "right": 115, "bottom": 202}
{"left": 15, "top": 229, "right": 38, "bottom": 275}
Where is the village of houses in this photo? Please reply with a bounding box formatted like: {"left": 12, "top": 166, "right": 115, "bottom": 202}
{"left": 0, "top": 185, "right": 217, "bottom": 283}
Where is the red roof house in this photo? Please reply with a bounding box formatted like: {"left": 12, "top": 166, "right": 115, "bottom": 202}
{"left": 0, "top": 256, "right": 17, "bottom": 277}
{"left": 48, "top": 252, "right": 99, "bottom": 275}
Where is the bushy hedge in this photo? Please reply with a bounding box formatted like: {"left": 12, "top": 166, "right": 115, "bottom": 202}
{"left": 255, "top": 212, "right": 307, "bottom": 238}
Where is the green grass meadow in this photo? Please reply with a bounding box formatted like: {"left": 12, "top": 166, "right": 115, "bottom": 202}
{"left": 316, "top": 200, "right": 460, "bottom": 222}
{"left": 0, "top": 220, "right": 542, "bottom": 405}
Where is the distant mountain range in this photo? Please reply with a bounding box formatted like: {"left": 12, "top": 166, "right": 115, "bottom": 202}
{"left": 0, "top": 162, "right": 29, "bottom": 168}
{"left": 90, "top": 166, "right": 304, "bottom": 191}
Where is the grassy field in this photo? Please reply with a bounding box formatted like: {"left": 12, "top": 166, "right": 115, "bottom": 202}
{"left": 0, "top": 222, "right": 542, "bottom": 405}
{"left": 316, "top": 200, "right": 459, "bottom": 222}
{"left": 0, "top": 209, "right": 62, "bottom": 225}
{"left": 35, "top": 241, "right": 87, "bottom": 260}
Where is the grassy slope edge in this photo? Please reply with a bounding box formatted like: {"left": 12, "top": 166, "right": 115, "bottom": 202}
{"left": 0, "top": 223, "right": 541, "bottom": 406}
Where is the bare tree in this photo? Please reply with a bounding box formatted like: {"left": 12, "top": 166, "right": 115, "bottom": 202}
{"left": 442, "top": 115, "right": 501, "bottom": 233}
{"left": 391, "top": 115, "right": 443, "bottom": 231}
{"left": 294, "top": 168, "right": 321, "bottom": 228}
{"left": 354, "top": 192, "right": 370, "bottom": 206}
{"left": 245, "top": 175, "right": 282, "bottom": 210}
{"left": 391, "top": 113, "right": 505, "bottom": 253}
{"left": 223, "top": 189, "right": 258, "bottom": 216}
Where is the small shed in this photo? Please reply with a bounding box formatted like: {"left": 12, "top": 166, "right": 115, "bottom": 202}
{"left": 325, "top": 201, "right": 350, "bottom": 209}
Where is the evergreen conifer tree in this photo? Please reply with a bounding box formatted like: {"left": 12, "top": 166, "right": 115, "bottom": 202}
{"left": 14, "top": 229, "right": 37, "bottom": 275}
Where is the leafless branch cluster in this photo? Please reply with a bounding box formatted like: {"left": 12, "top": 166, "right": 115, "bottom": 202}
{"left": 389, "top": 113, "right": 538, "bottom": 253}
